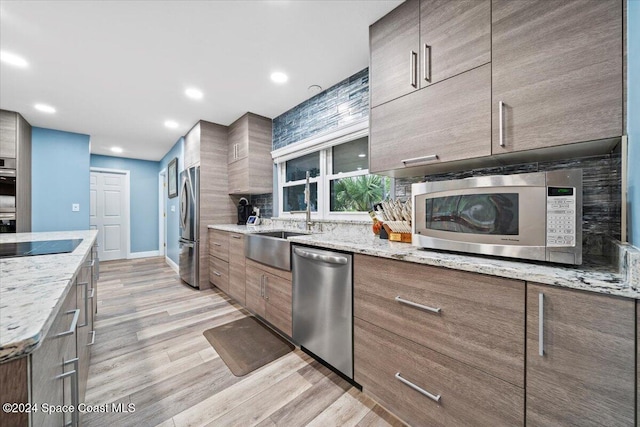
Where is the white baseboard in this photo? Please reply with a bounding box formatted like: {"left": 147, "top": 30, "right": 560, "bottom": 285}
{"left": 128, "top": 250, "right": 160, "bottom": 259}
{"left": 166, "top": 256, "right": 179, "bottom": 274}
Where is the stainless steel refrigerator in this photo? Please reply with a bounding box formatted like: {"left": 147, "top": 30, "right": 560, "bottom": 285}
{"left": 179, "top": 166, "right": 200, "bottom": 288}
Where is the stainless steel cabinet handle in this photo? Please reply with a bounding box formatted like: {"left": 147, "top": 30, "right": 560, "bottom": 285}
{"left": 88, "top": 330, "right": 96, "bottom": 346}
{"left": 56, "top": 309, "right": 80, "bottom": 337}
{"left": 231, "top": 235, "right": 241, "bottom": 239}
{"left": 89, "top": 288, "right": 95, "bottom": 299}
{"left": 395, "top": 296, "right": 441, "bottom": 314}
{"left": 213, "top": 242, "right": 222, "bottom": 246}
{"left": 410, "top": 51, "right": 417, "bottom": 88}
{"left": 395, "top": 372, "right": 441, "bottom": 403}
{"left": 260, "top": 275, "right": 265, "bottom": 298}
{"left": 499, "top": 101, "right": 505, "bottom": 147}
{"left": 539, "top": 293, "right": 544, "bottom": 356}
{"left": 423, "top": 44, "right": 431, "bottom": 82}
{"left": 57, "top": 358, "right": 79, "bottom": 427}
{"left": 77, "top": 281, "right": 89, "bottom": 328}
{"left": 213, "top": 271, "right": 222, "bottom": 277}
{"left": 401, "top": 154, "right": 438, "bottom": 166}
{"left": 294, "top": 247, "right": 348, "bottom": 265}
{"left": 264, "top": 276, "right": 269, "bottom": 300}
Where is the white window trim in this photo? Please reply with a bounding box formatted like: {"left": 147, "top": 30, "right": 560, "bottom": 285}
{"left": 272, "top": 119, "right": 389, "bottom": 221}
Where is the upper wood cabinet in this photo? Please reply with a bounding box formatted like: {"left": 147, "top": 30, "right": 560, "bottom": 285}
{"left": 227, "top": 113, "right": 273, "bottom": 195}
{"left": 419, "top": 0, "right": 490, "bottom": 88}
{"left": 183, "top": 123, "right": 201, "bottom": 169}
{"left": 370, "top": 0, "right": 490, "bottom": 108}
{"left": 492, "top": 0, "right": 623, "bottom": 153}
{"left": 370, "top": 0, "right": 420, "bottom": 108}
{"left": 370, "top": 64, "right": 491, "bottom": 174}
{"left": 0, "top": 110, "right": 17, "bottom": 158}
{"left": 526, "top": 283, "right": 635, "bottom": 426}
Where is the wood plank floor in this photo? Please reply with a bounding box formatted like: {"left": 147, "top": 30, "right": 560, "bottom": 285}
{"left": 84, "top": 257, "right": 404, "bottom": 427}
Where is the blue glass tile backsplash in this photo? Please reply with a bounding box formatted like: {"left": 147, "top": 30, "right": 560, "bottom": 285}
{"left": 272, "top": 68, "right": 370, "bottom": 150}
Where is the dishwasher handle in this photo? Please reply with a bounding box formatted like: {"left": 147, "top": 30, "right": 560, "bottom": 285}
{"left": 293, "top": 247, "right": 348, "bottom": 265}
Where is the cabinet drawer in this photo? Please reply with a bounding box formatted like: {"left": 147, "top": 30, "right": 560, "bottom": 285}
{"left": 370, "top": 63, "right": 490, "bottom": 174}
{"left": 209, "top": 256, "right": 229, "bottom": 293}
{"left": 208, "top": 229, "right": 229, "bottom": 260}
{"left": 355, "top": 318, "right": 524, "bottom": 427}
{"left": 354, "top": 254, "right": 524, "bottom": 387}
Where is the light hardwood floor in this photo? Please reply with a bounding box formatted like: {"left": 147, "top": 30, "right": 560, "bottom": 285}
{"left": 84, "top": 257, "right": 403, "bottom": 427}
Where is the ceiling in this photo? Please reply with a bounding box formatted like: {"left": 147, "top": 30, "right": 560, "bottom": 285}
{"left": 0, "top": 0, "right": 401, "bottom": 161}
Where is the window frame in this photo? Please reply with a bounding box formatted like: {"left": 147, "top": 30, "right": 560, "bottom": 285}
{"left": 272, "top": 119, "right": 392, "bottom": 221}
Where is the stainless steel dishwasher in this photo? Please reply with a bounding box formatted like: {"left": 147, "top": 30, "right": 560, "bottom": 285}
{"left": 292, "top": 245, "right": 353, "bottom": 379}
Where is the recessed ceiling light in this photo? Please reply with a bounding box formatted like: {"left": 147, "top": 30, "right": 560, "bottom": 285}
{"left": 0, "top": 51, "right": 28, "bottom": 68}
{"left": 34, "top": 104, "right": 56, "bottom": 114}
{"left": 185, "top": 88, "right": 203, "bottom": 100}
{"left": 358, "top": 153, "right": 366, "bottom": 158}
{"left": 164, "top": 120, "right": 179, "bottom": 129}
{"left": 111, "top": 147, "right": 123, "bottom": 154}
{"left": 308, "top": 85, "right": 322, "bottom": 95}
{"left": 271, "top": 72, "right": 288, "bottom": 84}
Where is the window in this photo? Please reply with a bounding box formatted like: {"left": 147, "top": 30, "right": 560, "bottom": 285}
{"left": 277, "top": 136, "right": 391, "bottom": 219}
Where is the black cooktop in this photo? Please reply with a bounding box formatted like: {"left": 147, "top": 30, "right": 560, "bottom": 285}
{"left": 0, "top": 239, "right": 83, "bottom": 259}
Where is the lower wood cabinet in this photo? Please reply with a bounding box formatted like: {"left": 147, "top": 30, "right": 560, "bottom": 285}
{"left": 245, "top": 258, "right": 292, "bottom": 337}
{"left": 227, "top": 233, "right": 246, "bottom": 305}
{"left": 355, "top": 254, "right": 524, "bottom": 387}
{"left": 526, "top": 283, "right": 635, "bottom": 426}
{"left": 31, "top": 281, "right": 79, "bottom": 427}
{"left": 209, "top": 255, "right": 229, "bottom": 293}
{"left": 355, "top": 318, "right": 524, "bottom": 426}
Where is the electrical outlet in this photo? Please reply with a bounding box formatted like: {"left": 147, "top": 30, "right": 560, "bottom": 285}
{"left": 72, "top": 203, "right": 80, "bottom": 212}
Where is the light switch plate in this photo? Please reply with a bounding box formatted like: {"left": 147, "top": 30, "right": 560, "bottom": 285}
{"left": 170, "top": 205, "right": 175, "bottom": 212}
{"left": 72, "top": 203, "right": 80, "bottom": 212}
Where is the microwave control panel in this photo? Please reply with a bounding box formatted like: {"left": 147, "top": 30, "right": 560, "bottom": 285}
{"left": 546, "top": 187, "right": 576, "bottom": 247}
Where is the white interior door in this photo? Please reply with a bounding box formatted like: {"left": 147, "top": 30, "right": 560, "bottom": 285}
{"left": 90, "top": 170, "right": 129, "bottom": 261}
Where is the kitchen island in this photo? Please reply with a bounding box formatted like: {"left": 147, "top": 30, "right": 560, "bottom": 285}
{"left": 0, "top": 230, "right": 98, "bottom": 362}
{"left": 0, "top": 230, "right": 98, "bottom": 427}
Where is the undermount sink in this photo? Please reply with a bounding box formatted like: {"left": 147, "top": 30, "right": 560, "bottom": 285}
{"left": 244, "top": 231, "right": 309, "bottom": 271}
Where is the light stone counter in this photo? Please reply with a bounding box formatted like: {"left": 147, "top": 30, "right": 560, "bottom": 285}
{"left": 209, "top": 223, "right": 639, "bottom": 299}
{"left": 0, "top": 230, "right": 98, "bottom": 362}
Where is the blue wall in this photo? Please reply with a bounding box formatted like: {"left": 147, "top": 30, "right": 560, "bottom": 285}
{"left": 32, "top": 128, "right": 90, "bottom": 232}
{"left": 628, "top": 0, "right": 640, "bottom": 247}
{"left": 159, "top": 137, "right": 184, "bottom": 265}
{"left": 90, "top": 154, "right": 160, "bottom": 254}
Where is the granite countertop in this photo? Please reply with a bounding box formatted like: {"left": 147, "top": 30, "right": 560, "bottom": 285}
{"left": 208, "top": 224, "right": 312, "bottom": 235}
{"left": 0, "top": 230, "right": 98, "bottom": 363}
{"left": 209, "top": 223, "right": 639, "bottom": 299}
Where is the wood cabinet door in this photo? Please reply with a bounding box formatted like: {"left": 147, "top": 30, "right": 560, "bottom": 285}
{"left": 183, "top": 123, "right": 201, "bottom": 169}
{"left": 369, "top": 0, "right": 420, "bottom": 107}
{"left": 228, "top": 233, "right": 246, "bottom": 305}
{"left": 245, "top": 262, "right": 266, "bottom": 317}
{"left": 228, "top": 157, "right": 249, "bottom": 195}
{"left": 370, "top": 63, "right": 491, "bottom": 174}
{"left": 419, "top": 0, "right": 490, "bottom": 88}
{"left": 0, "top": 110, "right": 17, "bottom": 158}
{"left": 209, "top": 256, "right": 229, "bottom": 293}
{"left": 264, "top": 271, "right": 293, "bottom": 337}
{"left": 228, "top": 114, "right": 248, "bottom": 164}
{"left": 526, "top": 284, "right": 635, "bottom": 426}
{"left": 492, "top": 0, "right": 622, "bottom": 153}
{"left": 76, "top": 259, "right": 92, "bottom": 404}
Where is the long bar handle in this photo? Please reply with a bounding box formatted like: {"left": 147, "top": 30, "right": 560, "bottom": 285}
{"left": 56, "top": 309, "right": 80, "bottom": 337}
{"left": 77, "top": 281, "right": 89, "bottom": 328}
{"left": 423, "top": 44, "right": 431, "bottom": 82}
{"left": 260, "top": 275, "right": 265, "bottom": 298}
{"left": 212, "top": 242, "right": 222, "bottom": 246}
{"left": 410, "top": 51, "right": 417, "bottom": 88}
{"left": 57, "top": 358, "right": 79, "bottom": 427}
{"left": 395, "top": 296, "right": 441, "bottom": 314}
{"left": 88, "top": 330, "right": 96, "bottom": 346}
{"left": 264, "top": 276, "right": 269, "bottom": 300}
{"left": 499, "top": 101, "right": 505, "bottom": 147}
{"left": 395, "top": 372, "right": 441, "bottom": 403}
{"left": 231, "top": 235, "right": 242, "bottom": 239}
{"left": 539, "top": 293, "right": 544, "bottom": 356}
{"left": 401, "top": 154, "right": 438, "bottom": 166}
{"left": 212, "top": 271, "right": 222, "bottom": 277}
{"left": 293, "top": 247, "right": 348, "bottom": 265}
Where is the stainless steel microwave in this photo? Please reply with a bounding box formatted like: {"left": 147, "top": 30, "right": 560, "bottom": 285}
{"left": 412, "top": 169, "right": 582, "bottom": 265}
